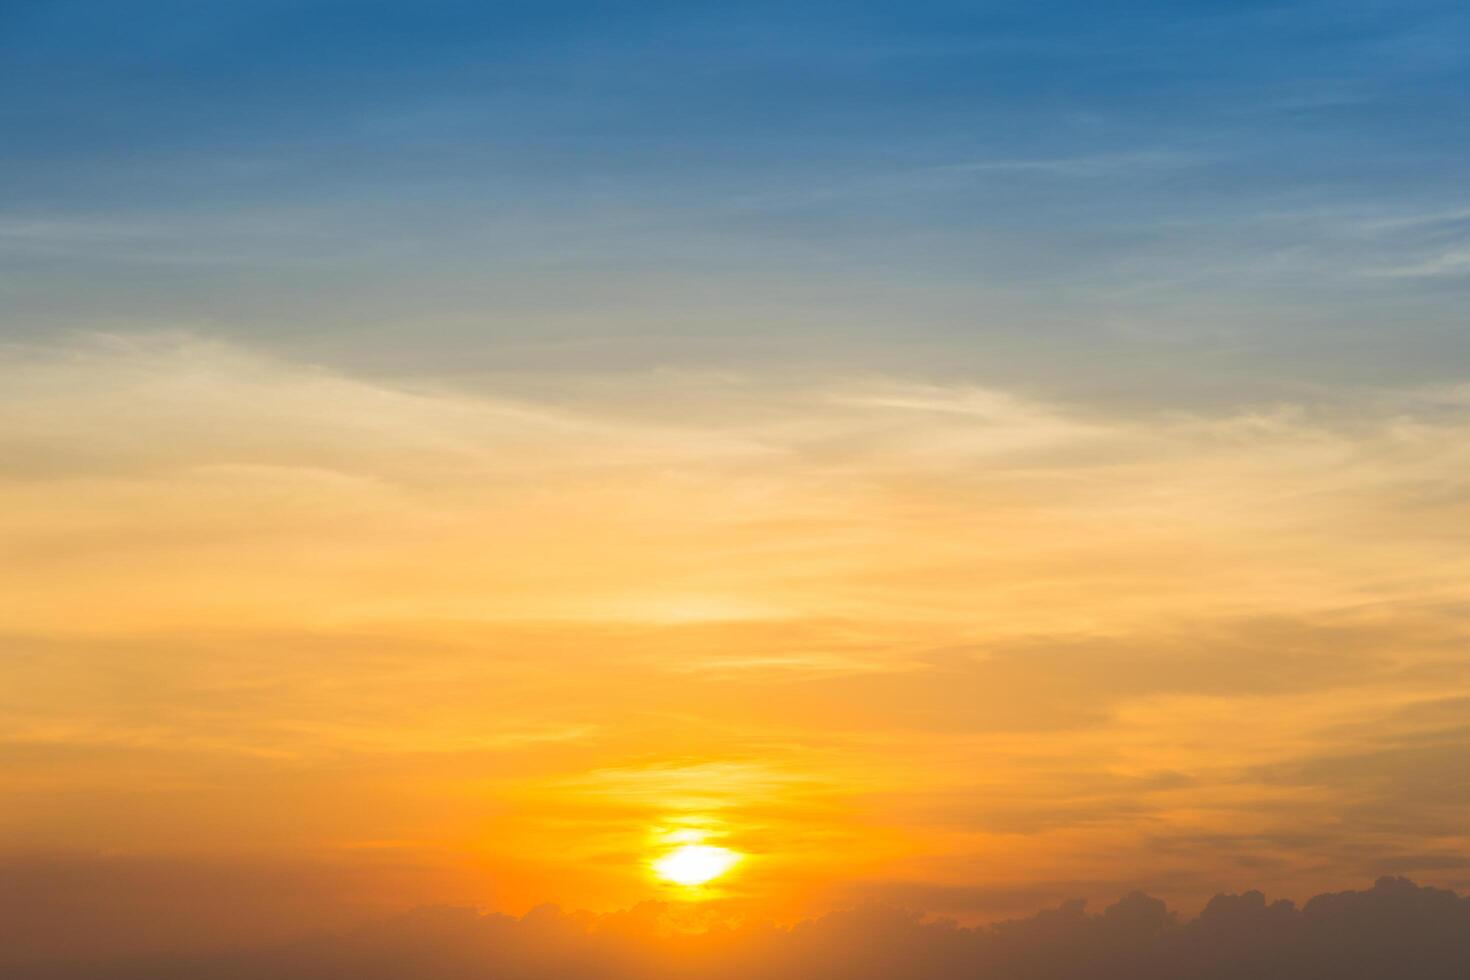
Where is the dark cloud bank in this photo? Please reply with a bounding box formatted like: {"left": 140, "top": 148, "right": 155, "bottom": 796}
{"left": 14, "top": 877, "right": 1470, "bottom": 980}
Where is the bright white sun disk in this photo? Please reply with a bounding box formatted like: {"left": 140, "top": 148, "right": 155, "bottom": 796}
{"left": 652, "top": 844, "right": 740, "bottom": 886}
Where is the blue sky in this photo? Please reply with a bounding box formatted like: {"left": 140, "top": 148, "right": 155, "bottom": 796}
{"left": 3, "top": 0, "right": 1468, "bottom": 401}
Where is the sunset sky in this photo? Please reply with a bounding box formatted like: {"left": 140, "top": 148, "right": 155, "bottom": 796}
{"left": 4, "top": 0, "right": 1470, "bottom": 969}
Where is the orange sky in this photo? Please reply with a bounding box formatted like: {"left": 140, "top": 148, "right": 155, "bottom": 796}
{"left": 10, "top": 4, "right": 1470, "bottom": 973}
{"left": 5, "top": 333, "right": 1470, "bottom": 948}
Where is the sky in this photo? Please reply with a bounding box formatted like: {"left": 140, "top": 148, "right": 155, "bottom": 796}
{"left": 4, "top": 0, "right": 1470, "bottom": 971}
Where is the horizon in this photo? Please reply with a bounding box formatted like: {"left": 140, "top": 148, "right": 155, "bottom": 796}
{"left": 11, "top": 874, "right": 1470, "bottom": 977}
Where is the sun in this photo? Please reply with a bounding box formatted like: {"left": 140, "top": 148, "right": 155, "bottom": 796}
{"left": 652, "top": 843, "right": 741, "bottom": 886}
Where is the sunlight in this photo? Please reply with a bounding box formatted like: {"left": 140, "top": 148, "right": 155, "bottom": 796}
{"left": 652, "top": 844, "right": 742, "bottom": 887}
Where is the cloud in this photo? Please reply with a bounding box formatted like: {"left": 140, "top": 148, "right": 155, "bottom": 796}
{"left": 6, "top": 333, "right": 1470, "bottom": 922}
{"left": 1372, "top": 248, "right": 1470, "bottom": 279}
{"left": 11, "top": 877, "right": 1470, "bottom": 980}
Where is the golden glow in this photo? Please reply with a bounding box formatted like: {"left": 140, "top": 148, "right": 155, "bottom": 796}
{"left": 652, "top": 844, "right": 742, "bottom": 886}
{"left": 7, "top": 335, "right": 1470, "bottom": 923}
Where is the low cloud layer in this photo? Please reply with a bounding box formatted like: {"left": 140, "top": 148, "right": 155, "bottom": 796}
{"left": 12, "top": 877, "right": 1469, "bottom": 980}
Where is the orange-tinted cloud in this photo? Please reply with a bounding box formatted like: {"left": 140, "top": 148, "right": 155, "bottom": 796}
{"left": 4, "top": 333, "right": 1470, "bottom": 930}
{"left": 6, "top": 874, "right": 1467, "bottom": 980}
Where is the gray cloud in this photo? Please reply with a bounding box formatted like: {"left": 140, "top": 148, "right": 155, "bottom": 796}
{"left": 9, "top": 876, "right": 1468, "bottom": 980}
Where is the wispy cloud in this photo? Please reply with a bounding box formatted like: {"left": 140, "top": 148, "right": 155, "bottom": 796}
{"left": 1371, "top": 247, "right": 1470, "bottom": 279}
{"left": 4, "top": 333, "right": 1470, "bottom": 925}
